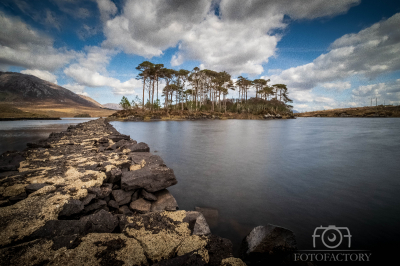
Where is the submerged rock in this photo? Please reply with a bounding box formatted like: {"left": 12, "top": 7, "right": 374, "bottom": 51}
{"left": 240, "top": 224, "right": 297, "bottom": 265}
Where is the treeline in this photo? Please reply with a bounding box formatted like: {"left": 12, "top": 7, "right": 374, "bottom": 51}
{"left": 120, "top": 61, "right": 293, "bottom": 114}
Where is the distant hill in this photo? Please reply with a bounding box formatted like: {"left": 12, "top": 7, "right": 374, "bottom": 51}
{"left": 0, "top": 72, "right": 114, "bottom": 117}
{"left": 78, "top": 94, "right": 104, "bottom": 108}
{"left": 103, "top": 103, "right": 122, "bottom": 110}
{"left": 0, "top": 71, "right": 97, "bottom": 108}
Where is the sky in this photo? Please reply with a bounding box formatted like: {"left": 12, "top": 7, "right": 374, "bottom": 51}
{"left": 1, "top": 0, "right": 400, "bottom": 111}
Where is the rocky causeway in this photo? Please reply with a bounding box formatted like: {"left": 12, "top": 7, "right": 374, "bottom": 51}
{"left": 0, "top": 118, "right": 301, "bottom": 266}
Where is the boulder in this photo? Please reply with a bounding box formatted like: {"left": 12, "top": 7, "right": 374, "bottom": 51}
{"left": 153, "top": 251, "right": 206, "bottom": 266}
{"left": 108, "top": 168, "right": 122, "bottom": 184}
{"left": 108, "top": 134, "right": 130, "bottom": 142}
{"left": 206, "top": 235, "right": 234, "bottom": 266}
{"left": 58, "top": 199, "right": 84, "bottom": 217}
{"left": 112, "top": 189, "right": 134, "bottom": 205}
{"left": 87, "top": 183, "right": 113, "bottom": 199}
{"left": 8, "top": 192, "right": 27, "bottom": 203}
{"left": 108, "top": 200, "right": 119, "bottom": 209}
{"left": 25, "top": 183, "right": 49, "bottom": 194}
{"left": 130, "top": 198, "right": 151, "bottom": 213}
{"left": 80, "top": 209, "right": 118, "bottom": 233}
{"left": 151, "top": 189, "right": 179, "bottom": 212}
{"left": 81, "top": 193, "right": 96, "bottom": 205}
{"left": 84, "top": 199, "right": 107, "bottom": 212}
{"left": 239, "top": 224, "right": 297, "bottom": 265}
{"left": 121, "top": 166, "right": 177, "bottom": 192}
{"left": 141, "top": 189, "right": 157, "bottom": 201}
{"left": 125, "top": 142, "right": 150, "bottom": 152}
{"left": 119, "top": 205, "right": 133, "bottom": 215}
{"left": 183, "top": 211, "right": 211, "bottom": 236}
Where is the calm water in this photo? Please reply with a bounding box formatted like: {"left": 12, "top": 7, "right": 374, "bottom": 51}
{"left": 110, "top": 118, "right": 400, "bottom": 258}
{"left": 0, "top": 118, "right": 97, "bottom": 154}
{"left": 1, "top": 118, "right": 399, "bottom": 260}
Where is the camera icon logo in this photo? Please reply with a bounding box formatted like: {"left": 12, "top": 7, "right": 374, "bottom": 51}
{"left": 312, "top": 225, "right": 352, "bottom": 249}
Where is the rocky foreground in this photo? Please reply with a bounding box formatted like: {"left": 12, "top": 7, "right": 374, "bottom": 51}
{"left": 0, "top": 119, "right": 301, "bottom": 266}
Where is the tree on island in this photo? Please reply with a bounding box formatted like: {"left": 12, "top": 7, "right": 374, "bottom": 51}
{"left": 133, "top": 60, "right": 293, "bottom": 115}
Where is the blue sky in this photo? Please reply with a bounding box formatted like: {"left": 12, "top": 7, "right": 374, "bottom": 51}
{"left": 1, "top": 0, "right": 399, "bottom": 111}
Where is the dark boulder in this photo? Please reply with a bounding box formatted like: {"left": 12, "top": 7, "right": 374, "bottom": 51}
{"left": 119, "top": 205, "right": 133, "bottom": 215}
{"left": 81, "top": 193, "right": 96, "bottom": 205}
{"left": 87, "top": 183, "right": 113, "bottom": 199}
{"left": 108, "top": 134, "right": 130, "bottom": 142}
{"left": 80, "top": 209, "right": 118, "bottom": 233}
{"left": 153, "top": 251, "right": 206, "bottom": 266}
{"left": 125, "top": 142, "right": 150, "bottom": 152}
{"left": 130, "top": 198, "right": 151, "bottom": 213}
{"left": 151, "top": 189, "right": 178, "bottom": 212}
{"left": 25, "top": 183, "right": 49, "bottom": 194}
{"left": 206, "top": 235, "right": 234, "bottom": 266}
{"left": 84, "top": 199, "right": 107, "bottom": 212}
{"left": 141, "top": 189, "right": 157, "bottom": 201}
{"left": 121, "top": 166, "right": 177, "bottom": 192}
{"left": 112, "top": 189, "right": 134, "bottom": 205}
{"left": 183, "top": 211, "right": 211, "bottom": 236}
{"left": 239, "top": 224, "right": 297, "bottom": 265}
{"left": 59, "top": 199, "right": 84, "bottom": 217}
{"left": 108, "top": 200, "right": 119, "bottom": 209}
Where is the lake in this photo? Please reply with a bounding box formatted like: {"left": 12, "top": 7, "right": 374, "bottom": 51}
{"left": 1, "top": 117, "right": 399, "bottom": 260}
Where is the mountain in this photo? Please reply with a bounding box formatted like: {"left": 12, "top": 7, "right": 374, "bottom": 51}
{"left": 0, "top": 71, "right": 97, "bottom": 108}
{"left": 0, "top": 72, "right": 114, "bottom": 117}
{"left": 78, "top": 94, "right": 104, "bottom": 108}
{"left": 103, "top": 103, "right": 122, "bottom": 110}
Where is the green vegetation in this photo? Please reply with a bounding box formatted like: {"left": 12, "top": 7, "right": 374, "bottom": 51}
{"left": 129, "top": 61, "right": 293, "bottom": 116}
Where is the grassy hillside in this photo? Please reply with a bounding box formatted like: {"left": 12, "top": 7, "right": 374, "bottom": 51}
{"left": 297, "top": 105, "right": 400, "bottom": 117}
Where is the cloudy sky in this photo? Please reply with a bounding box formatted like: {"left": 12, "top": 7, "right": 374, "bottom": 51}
{"left": 1, "top": 0, "right": 399, "bottom": 111}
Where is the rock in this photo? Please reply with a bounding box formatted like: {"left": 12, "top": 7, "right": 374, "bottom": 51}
{"left": 153, "top": 251, "right": 206, "bottom": 266}
{"left": 239, "top": 224, "right": 297, "bottom": 265}
{"left": 206, "top": 235, "right": 234, "bottom": 266}
{"left": 87, "top": 183, "right": 113, "bottom": 199}
{"left": 108, "top": 168, "right": 122, "bottom": 184}
{"left": 84, "top": 199, "right": 107, "bottom": 212}
{"left": 130, "top": 198, "right": 151, "bottom": 213}
{"left": 0, "top": 200, "right": 10, "bottom": 207}
{"left": 119, "top": 205, "right": 133, "bottom": 215}
{"left": 183, "top": 211, "right": 211, "bottom": 236}
{"left": 132, "top": 190, "right": 140, "bottom": 201}
{"left": 108, "top": 134, "right": 130, "bottom": 142}
{"left": 80, "top": 209, "right": 118, "bottom": 233}
{"left": 121, "top": 166, "right": 177, "bottom": 192}
{"left": 195, "top": 207, "right": 219, "bottom": 228}
{"left": 59, "top": 199, "right": 84, "bottom": 217}
{"left": 125, "top": 142, "right": 150, "bottom": 152}
{"left": 151, "top": 189, "right": 179, "bottom": 212}
{"left": 8, "top": 192, "right": 27, "bottom": 203}
{"left": 108, "top": 200, "right": 119, "bottom": 209}
{"left": 220, "top": 257, "right": 247, "bottom": 266}
{"left": 275, "top": 114, "right": 282, "bottom": 119}
{"left": 112, "top": 189, "right": 134, "bottom": 205}
{"left": 141, "top": 189, "right": 157, "bottom": 201}
{"left": 25, "top": 183, "right": 49, "bottom": 194}
{"left": 81, "top": 193, "right": 96, "bottom": 205}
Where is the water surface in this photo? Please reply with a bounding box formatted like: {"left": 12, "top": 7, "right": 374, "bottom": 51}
{"left": 110, "top": 118, "right": 400, "bottom": 257}
{"left": 0, "top": 118, "right": 97, "bottom": 154}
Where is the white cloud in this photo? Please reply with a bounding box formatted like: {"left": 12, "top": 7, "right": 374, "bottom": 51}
{"left": 0, "top": 11, "right": 77, "bottom": 71}
{"left": 64, "top": 64, "right": 142, "bottom": 95}
{"left": 63, "top": 83, "right": 87, "bottom": 95}
{"left": 352, "top": 79, "right": 400, "bottom": 105}
{"left": 170, "top": 0, "right": 359, "bottom": 75}
{"left": 321, "top": 82, "right": 351, "bottom": 91}
{"left": 95, "top": 0, "right": 117, "bottom": 22}
{"left": 270, "top": 13, "right": 400, "bottom": 91}
{"left": 101, "top": 0, "right": 212, "bottom": 58}
{"left": 20, "top": 69, "right": 58, "bottom": 84}
{"left": 171, "top": 13, "right": 283, "bottom": 75}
